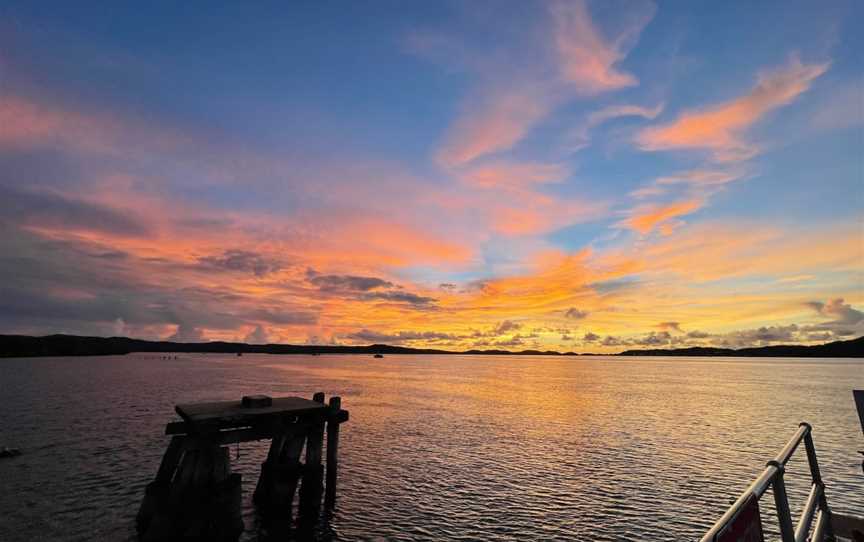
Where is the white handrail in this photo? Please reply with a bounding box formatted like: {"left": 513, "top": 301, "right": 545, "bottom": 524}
{"left": 699, "top": 422, "right": 832, "bottom": 542}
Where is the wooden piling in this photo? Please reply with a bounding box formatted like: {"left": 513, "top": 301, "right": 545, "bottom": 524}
{"left": 325, "top": 396, "right": 341, "bottom": 506}
{"left": 299, "top": 392, "right": 326, "bottom": 519}
{"left": 138, "top": 394, "right": 348, "bottom": 541}
{"left": 306, "top": 392, "right": 326, "bottom": 467}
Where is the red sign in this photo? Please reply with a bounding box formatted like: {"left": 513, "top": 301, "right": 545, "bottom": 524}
{"left": 714, "top": 493, "right": 764, "bottom": 542}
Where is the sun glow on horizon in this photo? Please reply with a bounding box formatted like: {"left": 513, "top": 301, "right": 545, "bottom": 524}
{"left": 0, "top": 0, "right": 861, "bottom": 352}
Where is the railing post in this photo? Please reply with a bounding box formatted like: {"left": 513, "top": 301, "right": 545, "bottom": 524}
{"left": 801, "top": 423, "right": 833, "bottom": 538}
{"left": 767, "top": 460, "right": 796, "bottom": 542}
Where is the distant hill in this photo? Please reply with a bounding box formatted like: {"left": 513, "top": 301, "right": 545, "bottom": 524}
{"left": 618, "top": 335, "right": 864, "bottom": 358}
{"left": 0, "top": 335, "right": 864, "bottom": 358}
{"left": 0, "top": 334, "right": 583, "bottom": 358}
{"left": 0, "top": 333, "right": 861, "bottom": 358}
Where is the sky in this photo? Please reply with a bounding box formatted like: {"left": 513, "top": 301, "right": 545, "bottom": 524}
{"left": 0, "top": 0, "right": 862, "bottom": 352}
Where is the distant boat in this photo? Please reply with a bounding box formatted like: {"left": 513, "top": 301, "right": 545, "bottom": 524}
{"left": 374, "top": 353, "right": 383, "bottom": 358}
{"left": 236, "top": 352, "right": 243, "bottom": 357}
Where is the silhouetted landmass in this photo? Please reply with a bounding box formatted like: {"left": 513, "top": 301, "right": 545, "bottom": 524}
{"left": 0, "top": 335, "right": 449, "bottom": 358}
{"left": 0, "top": 333, "right": 861, "bottom": 358}
{"left": 618, "top": 336, "right": 864, "bottom": 357}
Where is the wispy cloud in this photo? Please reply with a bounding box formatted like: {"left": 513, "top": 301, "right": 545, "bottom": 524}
{"left": 0, "top": 185, "right": 151, "bottom": 238}
{"left": 570, "top": 102, "right": 664, "bottom": 151}
{"left": 434, "top": 0, "right": 655, "bottom": 168}
{"left": 0, "top": 95, "right": 186, "bottom": 156}
{"left": 437, "top": 87, "right": 552, "bottom": 168}
{"left": 635, "top": 56, "right": 829, "bottom": 161}
{"left": 551, "top": 0, "right": 655, "bottom": 95}
{"left": 459, "top": 161, "right": 569, "bottom": 189}
{"left": 630, "top": 168, "right": 748, "bottom": 199}
{"left": 655, "top": 169, "right": 746, "bottom": 187}
{"left": 620, "top": 199, "right": 704, "bottom": 235}
{"left": 0, "top": 4, "right": 859, "bottom": 351}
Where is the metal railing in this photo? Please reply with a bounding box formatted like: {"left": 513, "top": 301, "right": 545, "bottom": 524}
{"left": 700, "top": 422, "right": 833, "bottom": 542}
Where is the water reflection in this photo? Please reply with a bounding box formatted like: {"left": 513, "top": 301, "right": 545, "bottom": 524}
{"left": 0, "top": 354, "right": 861, "bottom": 541}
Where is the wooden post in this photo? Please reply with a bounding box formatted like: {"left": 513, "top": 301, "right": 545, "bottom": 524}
{"left": 140, "top": 394, "right": 344, "bottom": 541}
{"left": 154, "top": 436, "right": 185, "bottom": 485}
{"left": 299, "top": 392, "right": 326, "bottom": 521}
{"left": 137, "top": 436, "right": 186, "bottom": 532}
{"left": 325, "top": 396, "right": 341, "bottom": 506}
{"left": 253, "top": 422, "right": 287, "bottom": 505}
{"left": 306, "top": 392, "right": 325, "bottom": 467}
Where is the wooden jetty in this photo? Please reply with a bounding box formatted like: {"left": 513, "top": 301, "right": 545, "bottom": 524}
{"left": 136, "top": 393, "right": 348, "bottom": 541}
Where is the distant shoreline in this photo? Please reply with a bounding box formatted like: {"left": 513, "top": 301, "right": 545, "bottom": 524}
{"left": 1, "top": 333, "right": 861, "bottom": 359}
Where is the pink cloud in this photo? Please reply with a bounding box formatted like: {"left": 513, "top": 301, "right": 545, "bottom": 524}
{"left": 0, "top": 95, "right": 186, "bottom": 155}
{"left": 434, "top": 1, "right": 654, "bottom": 168}
{"left": 635, "top": 56, "right": 829, "bottom": 161}
{"left": 436, "top": 87, "right": 551, "bottom": 168}
{"left": 551, "top": 0, "right": 655, "bottom": 95}
{"left": 459, "top": 161, "right": 569, "bottom": 189}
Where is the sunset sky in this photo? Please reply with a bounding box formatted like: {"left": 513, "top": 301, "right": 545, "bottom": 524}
{"left": 1, "top": 0, "right": 862, "bottom": 352}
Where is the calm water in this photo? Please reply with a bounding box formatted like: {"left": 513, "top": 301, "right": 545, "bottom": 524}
{"left": 0, "top": 354, "right": 862, "bottom": 541}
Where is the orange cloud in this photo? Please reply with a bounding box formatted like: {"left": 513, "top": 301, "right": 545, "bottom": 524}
{"left": 635, "top": 57, "right": 829, "bottom": 161}
{"left": 5, "top": 71, "right": 857, "bottom": 351}
{"left": 621, "top": 199, "right": 704, "bottom": 235}
{"left": 551, "top": 0, "right": 655, "bottom": 95}
{"left": 490, "top": 191, "right": 606, "bottom": 237}
{"left": 634, "top": 222, "right": 863, "bottom": 282}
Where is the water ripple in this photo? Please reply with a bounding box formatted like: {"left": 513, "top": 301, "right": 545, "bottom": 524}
{"left": 0, "top": 354, "right": 861, "bottom": 541}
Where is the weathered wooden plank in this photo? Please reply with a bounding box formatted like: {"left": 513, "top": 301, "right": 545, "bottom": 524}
{"left": 281, "top": 431, "right": 307, "bottom": 464}
{"left": 175, "top": 396, "right": 326, "bottom": 429}
{"left": 170, "top": 449, "right": 199, "bottom": 503}
{"left": 266, "top": 432, "right": 287, "bottom": 463}
{"left": 166, "top": 418, "right": 321, "bottom": 443}
{"left": 241, "top": 394, "right": 272, "bottom": 408}
{"left": 154, "top": 436, "right": 186, "bottom": 485}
